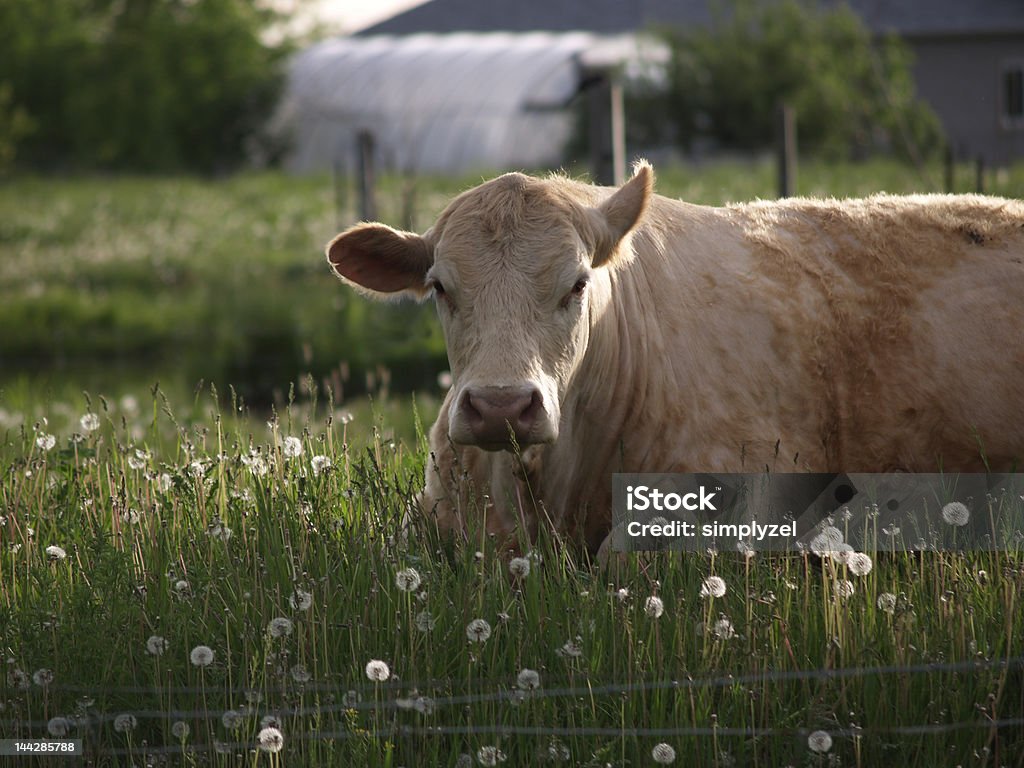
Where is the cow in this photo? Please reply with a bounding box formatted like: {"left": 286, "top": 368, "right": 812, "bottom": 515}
{"left": 326, "top": 161, "right": 1024, "bottom": 559}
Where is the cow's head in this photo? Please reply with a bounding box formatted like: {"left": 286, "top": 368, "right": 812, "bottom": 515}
{"left": 326, "top": 163, "right": 653, "bottom": 451}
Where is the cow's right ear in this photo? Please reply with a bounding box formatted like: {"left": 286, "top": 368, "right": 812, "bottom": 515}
{"left": 326, "top": 223, "right": 434, "bottom": 300}
{"left": 589, "top": 160, "right": 653, "bottom": 268}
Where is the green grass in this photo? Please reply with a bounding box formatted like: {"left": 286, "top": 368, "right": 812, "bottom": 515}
{"left": 1, "top": 384, "right": 1022, "bottom": 766}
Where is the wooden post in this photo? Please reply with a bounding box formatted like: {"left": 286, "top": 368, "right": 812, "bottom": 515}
{"left": 588, "top": 74, "right": 625, "bottom": 186}
{"left": 975, "top": 155, "right": 985, "bottom": 194}
{"left": 776, "top": 103, "right": 797, "bottom": 199}
{"left": 943, "top": 145, "right": 954, "bottom": 193}
{"left": 356, "top": 130, "right": 377, "bottom": 222}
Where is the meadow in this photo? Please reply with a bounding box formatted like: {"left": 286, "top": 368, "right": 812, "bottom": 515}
{"left": 2, "top": 158, "right": 1024, "bottom": 766}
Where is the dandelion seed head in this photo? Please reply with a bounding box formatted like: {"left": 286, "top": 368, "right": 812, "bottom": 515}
{"left": 113, "top": 713, "right": 137, "bottom": 733}
{"left": 342, "top": 690, "right": 360, "bottom": 707}
{"left": 834, "top": 579, "right": 855, "bottom": 600}
{"left": 700, "top": 576, "right": 727, "bottom": 599}
{"left": 268, "top": 617, "right": 293, "bottom": 638}
{"left": 395, "top": 567, "right": 422, "bottom": 593}
{"left": 36, "top": 433, "right": 56, "bottom": 451}
{"left": 45, "top": 545, "right": 67, "bottom": 561}
{"left": 365, "top": 659, "right": 390, "bottom": 682}
{"left": 557, "top": 637, "right": 584, "bottom": 658}
{"left": 415, "top": 610, "right": 436, "bottom": 632}
{"left": 190, "top": 645, "right": 214, "bottom": 667}
{"left": 651, "top": 742, "right": 677, "bottom": 764}
{"left": 466, "top": 618, "right": 492, "bottom": 643}
{"left": 311, "top": 455, "right": 332, "bottom": 476}
{"left": 847, "top": 552, "right": 873, "bottom": 576}
{"left": 508, "top": 557, "right": 531, "bottom": 579}
{"left": 876, "top": 592, "right": 897, "bottom": 614}
{"left": 157, "top": 473, "right": 173, "bottom": 492}
{"left": 289, "top": 589, "right": 313, "bottom": 611}
{"left": 712, "top": 617, "right": 736, "bottom": 640}
{"left": 283, "top": 436, "right": 303, "bottom": 458}
{"left": 33, "top": 668, "right": 54, "bottom": 686}
{"left": 644, "top": 595, "right": 665, "bottom": 618}
{"left": 942, "top": 501, "right": 970, "bottom": 527}
{"left": 615, "top": 587, "right": 630, "bottom": 602}
{"left": 290, "top": 663, "right": 311, "bottom": 683}
{"left": 47, "top": 716, "right": 73, "bottom": 737}
{"left": 80, "top": 413, "right": 100, "bottom": 432}
{"left": 807, "top": 730, "right": 833, "bottom": 753}
{"left": 516, "top": 668, "right": 541, "bottom": 690}
{"left": 171, "top": 721, "right": 190, "bottom": 740}
{"left": 146, "top": 635, "right": 168, "bottom": 656}
{"left": 476, "top": 745, "right": 507, "bottom": 765}
{"left": 257, "top": 726, "right": 284, "bottom": 753}
{"left": 221, "top": 709, "right": 243, "bottom": 730}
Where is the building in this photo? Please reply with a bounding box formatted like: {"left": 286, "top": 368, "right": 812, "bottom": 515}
{"left": 361, "top": 0, "right": 1024, "bottom": 166}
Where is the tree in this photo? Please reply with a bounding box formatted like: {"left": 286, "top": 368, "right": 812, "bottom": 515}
{"left": 636, "top": 0, "right": 943, "bottom": 160}
{"left": 0, "top": 0, "right": 292, "bottom": 172}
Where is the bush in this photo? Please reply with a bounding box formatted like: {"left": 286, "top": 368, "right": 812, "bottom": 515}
{"left": 634, "top": 0, "right": 944, "bottom": 161}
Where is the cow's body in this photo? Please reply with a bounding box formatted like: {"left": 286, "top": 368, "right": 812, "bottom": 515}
{"left": 327, "top": 165, "right": 1024, "bottom": 554}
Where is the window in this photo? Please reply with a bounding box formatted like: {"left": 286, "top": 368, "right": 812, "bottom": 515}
{"left": 1002, "top": 62, "right": 1024, "bottom": 127}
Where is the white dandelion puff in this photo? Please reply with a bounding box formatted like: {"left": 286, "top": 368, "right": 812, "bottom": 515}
{"left": 257, "top": 726, "right": 284, "bottom": 753}
{"left": 466, "top": 618, "right": 492, "bottom": 643}
{"left": 36, "top": 433, "right": 56, "bottom": 451}
{"left": 283, "top": 436, "right": 303, "bottom": 459}
{"left": 700, "top": 576, "right": 727, "bottom": 599}
{"left": 615, "top": 587, "right": 630, "bottom": 602}
{"left": 290, "top": 663, "right": 311, "bottom": 683}
{"left": 942, "top": 501, "right": 970, "bottom": 527}
{"left": 157, "top": 473, "right": 173, "bottom": 492}
{"left": 127, "top": 448, "right": 150, "bottom": 470}
{"left": 847, "top": 552, "right": 873, "bottom": 576}
{"left": 48, "top": 716, "right": 73, "bottom": 737}
{"left": 113, "top": 713, "right": 137, "bottom": 733}
{"left": 188, "top": 461, "right": 206, "bottom": 478}
{"left": 289, "top": 589, "right": 313, "bottom": 611}
{"left": 834, "top": 579, "right": 855, "bottom": 600}
{"left": 208, "top": 522, "right": 232, "bottom": 542}
{"left": 171, "top": 721, "right": 190, "bottom": 740}
{"left": 395, "top": 567, "right": 422, "bottom": 593}
{"left": 190, "top": 645, "right": 214, "bottom": 667}
{"left": 221, "top": 709, "right": 243, "bottom": 730}
{"left": 651, "top": 742, "right": 677, "bottom": 764}
{"left": 712, "top": 617, "right": 737, "bottom": 640}
{"left": 33, "top": 668, "right": 54, "bottom": 686}
{"left": 876, "top": 592, "right": 897, "bottom": 614}
{"left": 365, "top": 659, "right": 390, "bottom": 682}
{"left": 267, "top": 617, "right": 293, "bottom": 638}
{"left": 476, "top": 745, "right": 507, "bottom": 765}
{"left": 415, "top": 610, "right": 436, "bottom": 632}
{"left": 644, "top": 595, "right": 665, "bottom": 618}
{"left": 342, "top": 690, "right": 360, "bottom": 707}
{"left": 516, "top": 668, "right": 541, "bottom": 690}
{"left": 80, "top": 413, "right": 100, "bottom": 432}
{"left": 46, "top": 545, "right": 67, "bottom": 561}
{"left": 557, "top": 637, "right": 584, "bottom": 658}
{"left": 807, "top": 730, "right": 833, "bottom": 753}
{"left": 146, "top": 635, "right": 168, "bottom": 656}
{"left": 311, "top": 455, "right": 332, "bottom": 476}
{"left": 508, "top": 557, "right": 531, "bottom": 579}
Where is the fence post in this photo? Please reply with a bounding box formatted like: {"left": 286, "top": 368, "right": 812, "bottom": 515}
{"left": 588, "top": 73, "right": 626, "bottom": 186}
{"left": 777, "top": 103, "right": 797, "bottom": 199}
{"left": 356, "top": 130, "right": 377, "bottom": 222}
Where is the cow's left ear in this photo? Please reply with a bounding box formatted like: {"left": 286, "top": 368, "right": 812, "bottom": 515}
{"left": 326, "top": 223, "right": 434, "bottom": 300}
{"left": 590, "top": 160, "right": 653, "bottom": 268}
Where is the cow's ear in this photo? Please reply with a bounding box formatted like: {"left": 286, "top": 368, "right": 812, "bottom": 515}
{"left": 326, "top": 223, "right": 433, "bottom": 299}
{"left": 590, "top": 160, "right": 653, "bottom": 268}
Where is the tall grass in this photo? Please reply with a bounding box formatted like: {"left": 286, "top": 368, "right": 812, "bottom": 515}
{"left": 2, "top": 383, "right": 1021, "bottom": 766}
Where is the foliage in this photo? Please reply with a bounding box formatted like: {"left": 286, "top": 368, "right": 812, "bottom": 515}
{"left": 632, "top": 0, "right": 944, "bottom": 160}
{"left": 0, "top": 0, "right": 289, "bottom": 172}
{"left": 0, "top": 82, "right": 33, "bottom": 174}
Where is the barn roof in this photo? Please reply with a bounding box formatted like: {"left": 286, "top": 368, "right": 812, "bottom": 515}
{"left": 359, "top": 0, "right": 1024, "bottom": 38}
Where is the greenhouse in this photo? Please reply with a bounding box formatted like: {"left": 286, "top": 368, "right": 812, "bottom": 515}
{"left": 275, "top": 32, "right": 648, "bottom": 175}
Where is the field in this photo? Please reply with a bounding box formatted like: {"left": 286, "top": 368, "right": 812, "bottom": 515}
{"left": 2, "top": 159, "right": 1024, "bottom": 766}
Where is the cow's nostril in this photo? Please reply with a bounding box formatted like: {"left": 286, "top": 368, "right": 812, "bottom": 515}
{"left": 462, "top": 390, "right": 484, "bottom": 425}
{"left": 517, "top": 389, "right": 543, "bottom": 428}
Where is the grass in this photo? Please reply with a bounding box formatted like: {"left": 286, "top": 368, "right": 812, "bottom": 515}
{"left": 1, "top": 382, "right": 1022, "bottom": 766}
{"left": 2, "top": 157, "right": 1024, "bottom": 765}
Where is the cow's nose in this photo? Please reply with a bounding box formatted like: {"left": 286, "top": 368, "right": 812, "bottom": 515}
{"left": 460, "top": 385, "right": 543, "bottom": 446}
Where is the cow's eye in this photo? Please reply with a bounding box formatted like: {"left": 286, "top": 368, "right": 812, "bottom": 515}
{"left": 560, "top": 277, "right": 589, "bottom": 309}
{"left": 430, "top": 280, "right": 446, "bottom": 296}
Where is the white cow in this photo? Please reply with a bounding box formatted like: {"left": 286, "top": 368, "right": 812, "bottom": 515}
{"left": 327, "top": 162, "right": 1024, "bottom": 555}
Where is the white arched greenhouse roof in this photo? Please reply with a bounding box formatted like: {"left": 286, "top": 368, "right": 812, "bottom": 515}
{"left": 275, "top": 32, "right": 644, "bottom": 175}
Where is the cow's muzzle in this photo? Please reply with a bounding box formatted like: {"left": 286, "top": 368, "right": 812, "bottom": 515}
{"left": 450, "top": 384, "right": 555, "bottom": 450}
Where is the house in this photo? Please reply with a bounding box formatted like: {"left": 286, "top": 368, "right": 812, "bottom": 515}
{"left": 360, "top": 0, "right": 1024, "bottom": 166}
